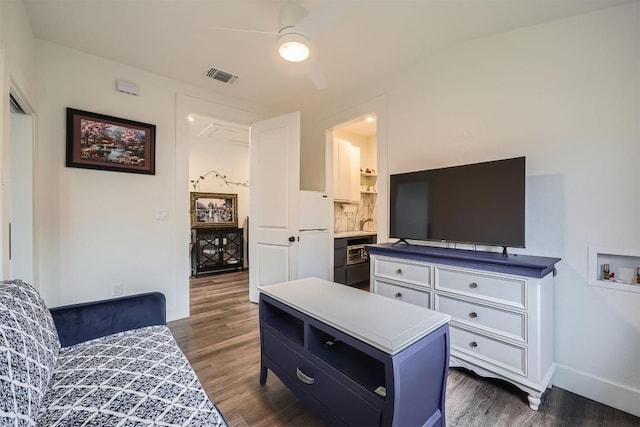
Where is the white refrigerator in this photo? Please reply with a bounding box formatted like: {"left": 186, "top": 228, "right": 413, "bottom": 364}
{"left": 298, "top": 191, "right": 330, "bottom": 280}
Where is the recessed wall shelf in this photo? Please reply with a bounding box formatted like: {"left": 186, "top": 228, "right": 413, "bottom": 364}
{"left": 588, "top": 247, "right": 640, "bottom": 293}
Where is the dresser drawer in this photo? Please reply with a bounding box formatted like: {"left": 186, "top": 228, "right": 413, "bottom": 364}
{"left": 435, "top": 295, "right": 525, "bottom": 342}
{"left": 373, "top": 257, "right": 431, "bottom": 288}
{"left": 375, "top": 279, "right": 431, "bottom": 309}
{"left": 450, "top": 325, "right": 526, "bottom": 376}
{"left": 262, "top": 328, "right": 382, "bottom": 426}
{"left": 435, "top": 267, "right": 526, "bottom": 308}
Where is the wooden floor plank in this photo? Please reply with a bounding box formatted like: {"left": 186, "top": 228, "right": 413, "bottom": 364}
{"left": 169, "top": 271, "right": 639, "bottom": 427}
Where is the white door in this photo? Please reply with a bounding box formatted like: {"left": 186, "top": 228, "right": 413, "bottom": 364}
{"left": 249, "top": 112, "right": 300, "bottom": 303}
{"left": 9, "top": 112, "right": 34, "bottom": 284}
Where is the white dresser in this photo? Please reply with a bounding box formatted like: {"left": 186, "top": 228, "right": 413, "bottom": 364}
{"left": 368, "top": 244, "right": 560, "bottom": 410}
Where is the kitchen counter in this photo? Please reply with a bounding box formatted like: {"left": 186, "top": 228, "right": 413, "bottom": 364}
{"left": 334, "top": 231, "right": 377, "bottom": 238}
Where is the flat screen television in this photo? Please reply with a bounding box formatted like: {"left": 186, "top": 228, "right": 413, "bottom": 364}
{"left": 389, "top": 157, "right": 525, "bottom": 249}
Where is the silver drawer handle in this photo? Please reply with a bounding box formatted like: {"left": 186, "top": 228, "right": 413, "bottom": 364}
{"left": 469, "top": 282, "right": 478, "bottom": 289}
{"left": 395, "top": 292, "right": 402, "bottom": 298}
{"left": 469, "top": 312, "right": 478, "bottom": 319}
{"left": 395, "top": 268, "right": 403, "bottom": 275}
{"left": 296, "top": 368, "right": 315, "bottom": 385}
{"left": 469, "top": 341, "right": 478, "bottom": 348}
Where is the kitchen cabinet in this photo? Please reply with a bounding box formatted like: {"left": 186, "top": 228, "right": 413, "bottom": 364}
{"left": 191, "top": 227, "right": 244, "bottom": 277}
{"left": 349, "top": 145, "right": 361, "bottom": 203}
{"left": 334, "top": 234, "right": 376, "bottom": 287}
{"left": 333, "top": 237, "right": 347, "bottom": 284}
{"left": 259, "top": 278, "right": 451, "bottom": 426}
{"left": 368, "top": 243, "right": 560, "bottom": 411}
{"left": 333, "top": 139, "right": 360, "bottom": 202}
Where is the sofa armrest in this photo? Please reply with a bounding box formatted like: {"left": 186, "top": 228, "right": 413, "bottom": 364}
{"left": 50, "top": 292, "right": 166, "bottom": 347}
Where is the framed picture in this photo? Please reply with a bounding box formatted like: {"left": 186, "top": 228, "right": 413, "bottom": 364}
{"left": 190, "top": 192, "right": 238, "bottom": 228}
{"left": 66, "top": 108, "right": 156, "bottom": 175}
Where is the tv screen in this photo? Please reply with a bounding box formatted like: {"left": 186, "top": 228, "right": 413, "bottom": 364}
{"left": 389, "top": 157, "right": 525, "bottom": 248}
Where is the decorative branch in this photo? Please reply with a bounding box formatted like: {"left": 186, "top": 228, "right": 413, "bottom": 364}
{"left": 190, "top": 170, "right": 249, "bottom": 191}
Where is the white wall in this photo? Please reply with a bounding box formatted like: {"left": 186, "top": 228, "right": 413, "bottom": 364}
{"left": 35, "top": 40, "right": 275, "bottom": 320}
{"left": 304, "top": 3, "right": 640, "bottom": 416}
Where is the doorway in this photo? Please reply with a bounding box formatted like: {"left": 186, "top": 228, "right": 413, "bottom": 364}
{"left": 187, "top": 113, "right": 250, "bottom": 277}
{"left": 175, "top": 94, "right": 264, "bottom": 318}
{"left": 331, "top": 114, "right": 378, "bottom": 235}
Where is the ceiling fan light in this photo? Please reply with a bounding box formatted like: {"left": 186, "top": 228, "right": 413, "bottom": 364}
{"left": 278, "top": 33, "right": 310, "bottom": 62}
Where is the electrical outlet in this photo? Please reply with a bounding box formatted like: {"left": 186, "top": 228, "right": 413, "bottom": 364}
{"left": 112, "top": 283, "right": 123, "bottom": 296}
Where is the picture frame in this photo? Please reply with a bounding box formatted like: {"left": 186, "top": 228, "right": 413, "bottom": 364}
{"left": 66, "top": 108, "right": 156, "bottom": 175}
{"left": 190, "top": 192, "right": 238, "bottom": 228}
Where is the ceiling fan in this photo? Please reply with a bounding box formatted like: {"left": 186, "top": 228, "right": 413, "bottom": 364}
{"left": 204, "top": 1, "right": 352, "bottom": 90}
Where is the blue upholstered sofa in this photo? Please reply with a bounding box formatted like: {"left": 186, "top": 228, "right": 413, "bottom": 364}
{"left": 0, "top": 279, "right": 227, "bottom": 426}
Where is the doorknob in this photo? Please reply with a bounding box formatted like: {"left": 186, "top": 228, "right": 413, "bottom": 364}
{"left": 288, "top": 236, "right": 296, "bottom": 242}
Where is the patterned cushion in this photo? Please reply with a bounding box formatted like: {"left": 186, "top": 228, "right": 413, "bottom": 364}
{"left": 0, "top": 280, "right": 61, "bottom": 426}
{"left": 36, "top": 325, "right": 226, "bottom": 427}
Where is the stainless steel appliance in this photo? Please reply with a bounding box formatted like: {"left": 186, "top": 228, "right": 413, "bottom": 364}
{"left": 346, "top": 244, "right": 368, "bottom": 265}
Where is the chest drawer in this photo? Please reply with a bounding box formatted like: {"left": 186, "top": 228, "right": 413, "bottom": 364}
{"left": 373, "top": 257, "right": 431, "bottom": 288}
{"left": 435, "top": 295, "right": 525, "bottom": 342}
{"left": 262, "top": 328, "right": 382, "bottom": 426}
{"left": 374, "top": 279, "right": 431, "bottom": 309}
{"left": 435, "top": 267, "right": 526, "bottom": 308}
{"left": 450, "top": 325, "right": 526, "bottom": 376}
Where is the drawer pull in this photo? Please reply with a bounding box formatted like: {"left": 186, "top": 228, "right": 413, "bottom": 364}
{"left": 296, "top": 368, "right": 315, "bottom": 385}
{"left": 395, "top": 292, "right": 403, "bottom": 298}
{"left": 469, "top": 341, "right": 478, "bottom": 348}
{"left": 395, "top": 268, "right": 403, "bottom": 275}
{"left": 469, "top": 312, "right": 478, "bottom": 319}
{"left": 469, "top": 282, "right": 478, "bottom": 289}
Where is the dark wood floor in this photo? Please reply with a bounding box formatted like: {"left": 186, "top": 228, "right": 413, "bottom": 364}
{"left": 168, "top": 271, "right": 639, "bottom": 427}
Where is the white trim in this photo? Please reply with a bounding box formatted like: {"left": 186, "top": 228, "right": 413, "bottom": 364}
{"left": 553, "top": 364, "right": 640, "bottom": 417}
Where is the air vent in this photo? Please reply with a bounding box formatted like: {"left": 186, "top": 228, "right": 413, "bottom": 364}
{"left": 205, "top": 67, "right": 239, "bottom": 85}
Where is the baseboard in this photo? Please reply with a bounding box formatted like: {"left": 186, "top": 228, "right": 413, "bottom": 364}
{"left": 553, "top": 364, "right": 640, "bottom": 417}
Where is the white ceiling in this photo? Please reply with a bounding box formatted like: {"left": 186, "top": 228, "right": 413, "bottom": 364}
{"left": 189, "top": 113, "right": 249, "bottom": 143}
{"left": 338, "top": 115, "right": 377, "bottom": 137}
{"left": 24, "top": 0, "right": 631, "bottom": 113}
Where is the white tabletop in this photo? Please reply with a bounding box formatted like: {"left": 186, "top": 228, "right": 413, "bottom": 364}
{"left": 259, "top": 277, "right": 450, "bottom": 355}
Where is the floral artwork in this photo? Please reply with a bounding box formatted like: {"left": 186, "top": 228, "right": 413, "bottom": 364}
{"left": 66, "top": 108, "right": 156, "bottom": 174}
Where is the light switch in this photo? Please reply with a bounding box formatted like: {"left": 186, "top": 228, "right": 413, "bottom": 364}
{"left": 155, "top": 209, "right": 169, "bottom": 220}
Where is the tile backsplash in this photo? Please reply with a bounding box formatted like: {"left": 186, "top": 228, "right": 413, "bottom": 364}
{"left": 334, "top": 193, "right": 377, "bottom": 233}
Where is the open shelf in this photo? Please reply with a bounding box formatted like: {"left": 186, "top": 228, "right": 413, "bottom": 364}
{"left": 261, "top": 302, "right": 304, "bottom": 346}
{"left": 308, "top": 325, "right": 386, "bottom": 397}
{"left": 588, "top": 247, "right": 640, "bottom": 293}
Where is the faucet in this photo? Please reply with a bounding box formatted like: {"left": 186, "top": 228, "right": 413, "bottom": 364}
{"left": 359, "top": 218, "right": 373, "bottom": 231}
